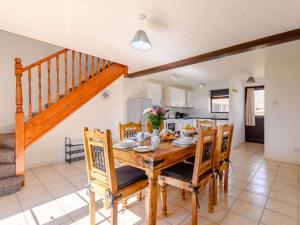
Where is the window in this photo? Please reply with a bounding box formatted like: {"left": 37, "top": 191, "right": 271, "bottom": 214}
{"left": 254, "top": 89, "right": 264, "bottom": 116}
{"left": 210, "top": 89, "right": 229, "bottom": 113}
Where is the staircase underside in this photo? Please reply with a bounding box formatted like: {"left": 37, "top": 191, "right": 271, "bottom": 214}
{"left": 24, "top": 63, "right": 127, "bottom": 147}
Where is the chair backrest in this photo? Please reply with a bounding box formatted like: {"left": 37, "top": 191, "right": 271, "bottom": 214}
{"left": 214, "top": 124, "right": 234, "bottom": 168}
{"left": 146, "top": 121, "right": 164, "bottom": 133}
{"left": 118, "top": 122, "right": 142, "bottom": 140}
{"left": 192, "top": 127, "right": 217, "bottom": 184}
{"left": 83, "top": 127, "right": 118, "bottom": 193}
{"left": 196, "top": 120, "right": 216, "bottom": 130}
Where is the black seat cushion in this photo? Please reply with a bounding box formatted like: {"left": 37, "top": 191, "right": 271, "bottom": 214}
{"left": 161, "top": 162, "right": 194, "bottom": 182}
{"left": 116, "top": 166, "right": 147, "bottom": 189}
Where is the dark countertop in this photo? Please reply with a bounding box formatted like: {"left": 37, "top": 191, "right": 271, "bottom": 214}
{"left": 164, "top": 117, "right": 229, "bottom": 121}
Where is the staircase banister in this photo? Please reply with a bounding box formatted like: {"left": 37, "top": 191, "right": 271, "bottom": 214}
{"left": 22, "top": 48, "right": 69, "bottom": 72}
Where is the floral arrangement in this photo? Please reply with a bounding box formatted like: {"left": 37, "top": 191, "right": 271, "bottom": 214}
{"left": 143, "top": 106, "right": 169, "bottom": 129}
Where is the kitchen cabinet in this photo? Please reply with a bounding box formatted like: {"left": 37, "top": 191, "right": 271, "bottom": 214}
{"left": 186, "top": 90, "right": 195, "bottom": 107}
{"left": 147, "top": 82, "right": 162, "bottom": 106}
{"left": 164, "top": 87, "right": 186, "bottom": 107}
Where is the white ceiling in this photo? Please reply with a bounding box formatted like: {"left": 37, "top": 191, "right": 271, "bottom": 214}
{"left": 147, "top": 40, "right": 300, "bottom": 87}
{"left": 0, "top": 0, "right": 300, "bottom": 86}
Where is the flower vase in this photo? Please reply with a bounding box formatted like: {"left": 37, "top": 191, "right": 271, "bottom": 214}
{"left": 152, "top": 128, "right": 159, "bottom": 137}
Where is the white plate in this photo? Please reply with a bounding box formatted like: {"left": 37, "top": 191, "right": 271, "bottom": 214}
{"left": 132, "top": 146, "right": 154, "bottom": 153}
{"left": 113, "top": 144, "right": 135, "bottom": 149}
{"left": 172, "top": 141, "right": 193, "bottom": 147}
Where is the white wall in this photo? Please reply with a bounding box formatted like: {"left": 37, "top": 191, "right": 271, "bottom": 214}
{"left": 228, "top": 77, "right": 245, "bottom": 148}
{"left": 265, "top": 60, "right": 300, "bottom": 163}
{"left": 0, "top": 30, "right": 62, "bottom": 132}
{"left": 191, "top": 81, "right": 229, "bottom": 118}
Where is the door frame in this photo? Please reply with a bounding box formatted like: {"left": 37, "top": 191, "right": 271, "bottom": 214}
{"left": 245, "top": 85, "right": 265, "bottom": 144}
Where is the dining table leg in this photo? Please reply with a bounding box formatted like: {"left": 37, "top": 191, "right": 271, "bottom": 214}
{"left": 145, "top": 172, "right": 159, "bottom": 225}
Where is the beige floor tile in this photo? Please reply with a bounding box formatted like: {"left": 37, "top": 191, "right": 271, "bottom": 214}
{"left": 230, "top": 200, "right": 263, "bottom": 221}
{"left": 0, "top": 212, "right": 28, "bottom": 225}
{"left": 245, "top": 184, "right": 271, "bottom": 197}
{"left": 198, "top": 205, "right": 228, "bottom": 224}
{"left": 220, "top": 211, "right": 258, "bottom": 225}
{"left": 269, "top": 189, "right": 297, "bottom": 206}
{"left": 265, "top": 198, "right": 297, "bottom": 219}
{"left": 228, "top": 178, "right": 248, "bottom": 189}
{"left": 274, "top": 177, "right": 298, "bottom": 187}
{"left": 260, "top": 209, "right": 297, "bottom": 225}
{"left": 238, "top": 191, "right": 267, "bottom": 208}
{"left": 160, "top": 202, "right": 190, "bottom": 225}
{"left": 180, "top": 214, "right": 217, "bottom": 225}
{"left": 271, "top": 182, "right": 298, "bottom": 195}
{"left": 250, "top": 177, "right": 273, "bottom": 188}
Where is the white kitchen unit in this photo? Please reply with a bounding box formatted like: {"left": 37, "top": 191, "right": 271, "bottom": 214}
{"left": 147, "top": 82, "right": 162, "bottom": 106}
{"left": 186, "top": 90, "right": 195, "bottom": 107}
{"left": 164, "top": 87, "right": 186, "bottom": 107}
{"left": 127, "top": 98, "right": 152, "bottom": 131}
{"left": 183, "top": 119, "right": 196, "bottom": 128}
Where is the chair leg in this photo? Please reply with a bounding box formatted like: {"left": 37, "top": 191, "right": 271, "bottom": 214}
{"left": 224, "top": 168, "right": 229, "bottom": 193}
{"left": 219, "top": 171, "right": 223, "bottom": 181}
{"left": 213, "top": 175, "right": 218, "bottom": 206}
{"left": 89, "top": 191, "right": 96, "bottom": 225}
{"left": 208, "top": 177, "right": 214, "bottom": 213}
{"left": 191, "top": 193, "right": 198, "bottom": 225}
{"left": 137, "top": 190, "right": 143, "bottom": 201}
{"left": 122, "top": 198, "right": 127, "bottom": 209}
{"left": 111, "top": 201, "right": 118, "bottom": 225}
{"left": 159, "top": 182, "right": 168, "bottom": 217}
{"left": 181, "top": 189, "right": 186, "bottom": 201}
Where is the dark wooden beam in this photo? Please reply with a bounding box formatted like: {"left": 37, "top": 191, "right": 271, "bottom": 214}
{"left": 127, "top": 28, "right": 300, "bottom": 78}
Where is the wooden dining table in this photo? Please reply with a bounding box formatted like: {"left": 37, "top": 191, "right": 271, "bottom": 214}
{"left": 113, "top": 141, "right": 197, "bottom": 225}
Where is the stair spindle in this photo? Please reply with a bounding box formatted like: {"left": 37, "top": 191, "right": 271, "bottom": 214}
{"left": 47, "top": 60, "right": 51, "bottom": 106}
{"left": 38, "top": 65, "right": 42, "bottom": 112}
{"left": 28, "top": 69, "right": 32, "bottom": 119}
{"left": 85, "top": 54, "right": 88, "bottom": 81}
{"left": 97, "top": 58, "right": 100, "bottom": 74}
{"left": 79, "top": 52, "right": 82, "bottom": 84}
{"left": 102, "top": 59, "right": 105, "bottom": 71}
{"left": 56, "top": 55, "right": 60, "bottom": 101}
{"left": 92, "top": 56, "right": 95, "bottom": 78}
{"left": 64, "top": 51, "right": 68, "bottom": 95}
{"left": 72, "top": 50, "right": 75, "bottom": 90}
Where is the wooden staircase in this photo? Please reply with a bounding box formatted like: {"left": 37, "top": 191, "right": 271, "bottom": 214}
{"left": 13, "top": 48, "right": 128, "bottom": 182}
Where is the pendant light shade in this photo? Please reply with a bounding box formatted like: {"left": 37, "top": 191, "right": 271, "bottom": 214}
{"left": 130, "top": 14, "right": 152, "bottom": 51}
{"left": 246, "top": 76, "right": 256, "bottom": 83}
{"left": 130, "top": 29, "right": 152, "bottom": 51}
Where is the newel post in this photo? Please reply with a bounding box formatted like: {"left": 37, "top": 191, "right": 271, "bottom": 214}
{"left": 15, "top": 58, "right": 25, "bottom": 180}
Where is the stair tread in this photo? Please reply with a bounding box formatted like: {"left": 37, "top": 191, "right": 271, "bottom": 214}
{"left": 0, "top": 163, "right": 16, "bottom": 179}
{"left": 0, "top": 176, "right": 24, "bottom": 197}
{"left": 0, "top": 133, "right": 15, "bottom": 149}
{"left": 0, "top": 148, "right": 14, "bottom": 164}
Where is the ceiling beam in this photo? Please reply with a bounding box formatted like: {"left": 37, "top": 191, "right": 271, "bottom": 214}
{"left": 127, "top": 28, "right": 300, "bottom": 78}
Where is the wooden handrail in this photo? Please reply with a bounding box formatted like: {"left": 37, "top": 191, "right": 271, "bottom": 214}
{"left": 22, "top": 49, "right": 69, "bottom": 72}
{"left": 14, "top": 48, "right": 128, "bottom": 184}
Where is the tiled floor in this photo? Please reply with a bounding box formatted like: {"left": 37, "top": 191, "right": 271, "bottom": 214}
{"left": 0, "top": 143, "right": 299, "bottom": 225}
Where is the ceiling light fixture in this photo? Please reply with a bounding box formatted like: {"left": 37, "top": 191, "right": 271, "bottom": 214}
{"left": 246, "top": 76, "right": 256, "bottom": 83}
{"left": 199, "top": 83, "right": 205, "bottom": 88}
{"left": 130, "top": 14, "right": 152, "bottom": 51}
{"left": 170, "top": 74, "right": 182, "bottom": 81}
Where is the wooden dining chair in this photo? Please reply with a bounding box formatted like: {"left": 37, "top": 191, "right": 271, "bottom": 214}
{"left": 83, "top": 127, "right": 148, "bottom": 225}
{"left": 118, "top": 122, "right": 142, "bottom": 140}
{"left": 213, "top": 124, "right": 234, "bottom": 205}
{"left": 146, "top": 121, "right": 164, "bottom": 133}
{"left": 118, "top": 121, "right": 144, "bottom": 207}
{"left": 158, "top": 128, "right": 217, "bottom": 225}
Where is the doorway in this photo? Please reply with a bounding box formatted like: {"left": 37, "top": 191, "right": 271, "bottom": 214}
{"left": 245, "top": 86, "right": 264, "bottom": 144}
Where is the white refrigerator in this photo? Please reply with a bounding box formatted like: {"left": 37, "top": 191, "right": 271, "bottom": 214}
{"left": 127, "top": 98, "right": 152, "bottom": 131}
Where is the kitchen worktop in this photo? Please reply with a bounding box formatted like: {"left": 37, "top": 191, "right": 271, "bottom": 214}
{"left": 164, "top": 117, "right": 229, "bottom": 120}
